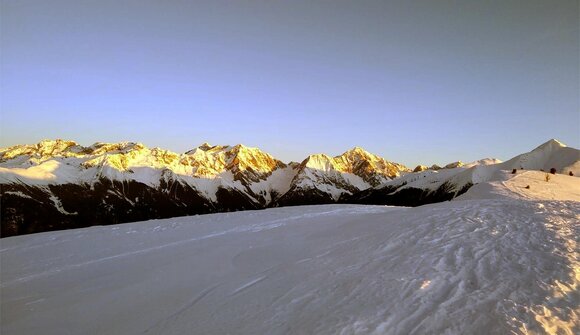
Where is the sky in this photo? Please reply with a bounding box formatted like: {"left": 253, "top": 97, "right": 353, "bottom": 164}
{"left": 1, "top": 0, "right": 578, "bottom": 167}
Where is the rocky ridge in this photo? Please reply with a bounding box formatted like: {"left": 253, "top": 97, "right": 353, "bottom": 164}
{"left": 2, "top": 139, "right": 577, "bottom": 237}
{"left": 0, "top": 139, "right": 408, "bottom": 236}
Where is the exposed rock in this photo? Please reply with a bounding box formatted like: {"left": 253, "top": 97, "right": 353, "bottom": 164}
{"left": 444, "top": 161, "right": 464, "bottom": 169}
{"left": 413, "top": 165, "right": 428, "bottom": 172}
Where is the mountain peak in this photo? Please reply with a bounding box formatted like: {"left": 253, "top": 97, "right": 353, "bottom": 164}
{"left": 347, "top": 146, "right": 367, "bottom": 153}
{"left": 37, "top": 138, "right": 78, "bottom": 147}
{"left": 33, "top": 139, "right": 79, "bottom": 155}
{"left": 340, "top": 146, "right": 373, "bottom": 158}
{"left": 532, "top": 139, "right": 566, "bottom": 152}
{"left": 230, "top": 144, "right": 252, "bottom": 153}
{"left": 198, "top": 142, "right": 213, "bottom": 151}
{"left": 0, "top": 139, "right": 80, "bottom": 161}
{"left": 301, "top": 153, "right": 334, "bottom": 170}
{"left": 185, "top": 142, "right": 224, "bottom": 154}
{"left": 89, "top": 141, "right": 147, "bottom": 155}
{"left": 296, "top": 149, "right": 409, "bottom": 186}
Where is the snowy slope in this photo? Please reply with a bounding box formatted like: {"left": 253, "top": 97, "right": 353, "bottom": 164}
{"left": 1, "top": 172, "right": 578, "bottom": 334}
{"left": 447, "top": 139, "right": 579, "bottom": 189}
{"left": 457, "top": 170, "right": 580, "bottom": 202}
{"left": 350, "top": 139, "right": 579, "bottom": 206}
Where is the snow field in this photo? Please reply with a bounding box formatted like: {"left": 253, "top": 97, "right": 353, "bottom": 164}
{"left": 1, "top": 172, "right": 578, "bottom": 334}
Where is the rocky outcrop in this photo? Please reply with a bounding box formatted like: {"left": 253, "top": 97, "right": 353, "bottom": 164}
{"left": 413, "top": 165, "right": 428, "bottom": 172}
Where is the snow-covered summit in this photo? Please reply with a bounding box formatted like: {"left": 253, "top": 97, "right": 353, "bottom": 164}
{"left": 0, "top": 139, "right": 152, "bottom": 163}
{"left": 1, "top": 139, "right": 79, "bottom": 161}
{"left": 300, "top": 147, "right": 409, "bottom": 184}
{"left": 493, "top": 139, "right": 577, "bottom": 174}
{"left": 0, "top": 140, "right": 286, "bottom": 181}
{"left": 274, "top": 147, "right": 410, "bottom": 204}
{"left": 301, "top": 153, "right": 336, "bottom": 171}
{"left": 531, "top": 138, "right": 566, "bottom": 152}
{"left": 338, "top": 147, "right": 410, "bottom": 182}
{"left": 183, "top": 143, "right": 286, "bottom": 180}
{"left": 352, "top": 139, "right": 579, "bottom": 206}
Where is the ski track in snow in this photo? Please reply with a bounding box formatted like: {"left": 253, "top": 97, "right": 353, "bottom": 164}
{"left": 1, "top": 197, "right": 579, "bottom": 334}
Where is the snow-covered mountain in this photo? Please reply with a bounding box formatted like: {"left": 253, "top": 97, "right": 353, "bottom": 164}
{"left": 275, "top": 147, "right": 410, "bottom": 206}
{"left": 349, "top": 139, "right": 579, "bottom": 206}
{"left": 0, "top": 140, "right": 409, "bottom": 236}
{"left": 1, "top": 138, "right": 577, "bottom": 236}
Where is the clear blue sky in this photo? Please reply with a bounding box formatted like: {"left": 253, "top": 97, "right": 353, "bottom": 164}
{"left": 1, "top": 0, "right": 578, "bottom": 167}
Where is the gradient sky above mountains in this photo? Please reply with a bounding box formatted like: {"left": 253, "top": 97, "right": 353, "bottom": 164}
{"left": 1, "top": 0, "right": 578, "bottom": 167}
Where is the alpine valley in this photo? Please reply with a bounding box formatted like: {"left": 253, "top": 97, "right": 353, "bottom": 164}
{"left": 1, "top": 139, "right": 578, "bottom": 236}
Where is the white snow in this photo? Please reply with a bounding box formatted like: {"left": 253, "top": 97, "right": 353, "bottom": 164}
{"left": 377, "top": 139, "right": 579, "bottom": 195}
{"left": 248, "top": 166, "right": 299, "bottom": 204}
{"left": 463, "top": 158, "right": 503, "bottom": 168}
{"left": 4, "top": 139, "right": 573, "bottom": 206}
{"left": 457, "top": 170, "right": 580, "bottom": 202}
{"left": 0, "top": 141, "right": 288, "bottom": 197}
{"left": 303, "top": 154, "right": 336, "bottom": 171}
{"left": 342, "top": 172, "right": 371, "bottom": 190}
{"left": 291, "top": 148, "right": 408, "bottom": 198}
{"left": 4, "top": 141, "right": 392, "bottom": 205}
{"left": 1, "top": 172, "right": 578, "bottom": 335}
{"left": 0, "top": 160, "right": 79, "bottom": 185}
{"left": 2, "top": 191, "right": 33, "bottom": 199}
{"left": 48, "top": 195, "right": 77, "bottom": 215}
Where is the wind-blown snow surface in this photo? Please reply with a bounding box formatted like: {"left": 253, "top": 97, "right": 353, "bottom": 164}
{"left": 1, "top": 173, "right": 578, "bottom": 334}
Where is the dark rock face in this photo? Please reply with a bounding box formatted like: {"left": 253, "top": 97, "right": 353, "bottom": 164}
{"left": 343, "top": 182, "right": 474, "bottom": 207}
{"left": 273, "top": 186, "right": 337, "bottom": 207}
{"left": 1, "top": 179, "right": 215, "bottom": 237}
{"left": 215, "top": 187, "right": 260, "bottom": 212}
{"left": 1, "top": 180, "right": 474, "bottom": 237}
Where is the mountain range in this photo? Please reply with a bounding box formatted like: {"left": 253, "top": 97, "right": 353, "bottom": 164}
{"left": 1, "top": 139, "right": 578, "bottom": 236}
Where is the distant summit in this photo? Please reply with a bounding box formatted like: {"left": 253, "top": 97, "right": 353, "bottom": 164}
{"left": 275, "top": 147, "right": 410, "bottom": 206}
{"left": 348, "top": 139, "right": 579, "bottom": 206}
{"left": 531, "top": 138, "right": 566, "bottom": 152}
